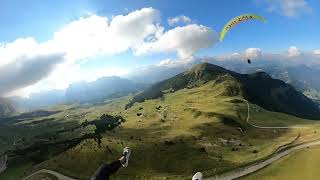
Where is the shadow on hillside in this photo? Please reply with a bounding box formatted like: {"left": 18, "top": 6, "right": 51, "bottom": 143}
{"left": 24, "top": 111, "right": 291, "bottom": 179}
{"left": 104, "top": 128, "right": 235, "bottom": 179}
{"left": 75, "top": 122, "right": 240, "bottom": 179}
{"left": 102, "top": 108, "right": 291, "bottom": 178}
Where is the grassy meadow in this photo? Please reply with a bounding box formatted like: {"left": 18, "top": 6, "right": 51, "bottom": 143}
{"left": 1, "top": 80, "right": 320, "bottom": 179}
{"left": 241, "top": 145, "right": 320, "bottom": 180}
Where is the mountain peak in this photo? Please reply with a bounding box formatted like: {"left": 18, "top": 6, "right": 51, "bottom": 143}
{"left": 127, "top": 63, "right": 320, "bottom": 119}
{"left": 188, "top": 62, "right": 229, "bottom": 74}
{"left": 189, "top": 62, "right": 211, "bottom": 71}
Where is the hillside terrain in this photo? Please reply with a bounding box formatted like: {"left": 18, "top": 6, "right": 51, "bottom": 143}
{"left": 128, "top": 63, "right": 320, "bottom": 119}
{"left": 241, "top": 64, "right": 320, "bottom": 101}
{"left": 206, "top": 60, "right": 320, "bottom": 101}
{"left": 128, "top": 60, "right": 320, "bottom": 102}
{"left": 1, "top": 63, "right": 320, "bottom": 179}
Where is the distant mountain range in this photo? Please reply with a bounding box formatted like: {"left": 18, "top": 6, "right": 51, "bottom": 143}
{"left": 11, "top": 89, "right": 66, "bottom": 111}
{"left": 127, "top": 63, "right": 320, "bottom": 119}
{"left": 257, "top": 65, "right": 320, "bottom": 100}
{"left": 12, "top": 76, "right": 147, "bottom": 111}
{"left": 0, "top": 98, "right": 15, "bottom": 117}
{"left": 65, "top": 76, "right": 146, "bottom": 102}
{"left": 8, "top": 60, "right": 320, "bottom": 115}
{"left": 221, "top": 62, "right": 320, "bottom": 101}
{"left": 128, "top": 60, "right": 320, "bottom": 101}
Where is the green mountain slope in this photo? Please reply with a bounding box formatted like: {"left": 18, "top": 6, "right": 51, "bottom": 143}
{"left": 3, "top": 70, "right": 320, "bottom": 179}
{"left": 127, "top": 63, "right": 320, "bottom": 119}
{"left": 28, "top": 80, "right": 320, "bottom": 179}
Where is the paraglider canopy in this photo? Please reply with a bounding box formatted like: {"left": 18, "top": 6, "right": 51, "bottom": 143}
{"left": 220, "top": 14, "right": 267, "bottom": 42}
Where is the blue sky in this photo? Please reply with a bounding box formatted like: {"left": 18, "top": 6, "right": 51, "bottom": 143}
{"left": 0, "top": 0, "right": 319, "bottom": 96}
{"left": 1, "top": 0, "right": 319, "bottom": 52}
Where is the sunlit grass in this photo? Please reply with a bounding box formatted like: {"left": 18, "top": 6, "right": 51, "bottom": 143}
{"left": 2, "top": 80, "right": 320, "bottom": 179}
{"left": 34, "top": 80, "right": 320, "bottom": 179}
{"left": 241, "top": 145, "right": 320, "bottom": 180}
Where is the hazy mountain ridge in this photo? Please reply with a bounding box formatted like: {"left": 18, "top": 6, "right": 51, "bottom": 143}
{"left": 128, "top": 60, "right": 320, "bottom": 101}
{"left": 266, "top": 65, "right": 320, "bottom": 100}
{"left": 209, "top": 61, "right": 320, "bottom": 100}
{"left": 0, "top": 98, "right": 15, "bottom": 117}
{"left": 12, "top": 76, "right": 147, "bottom": 111}
{"left": 127, "top": 63, "right": 320, "bottom": 119}
{"left": 65, "top": 76, "right": 146, "bottom": 102}
{"left": 9, "top": 61, "right": 320, "bottom": 112}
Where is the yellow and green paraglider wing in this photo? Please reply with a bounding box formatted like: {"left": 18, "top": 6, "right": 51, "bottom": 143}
{"left": 220, "top": 14, "right": 267, "bottom": 42}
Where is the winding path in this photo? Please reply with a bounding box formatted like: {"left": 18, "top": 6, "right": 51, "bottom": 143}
{"left": 243, "top": 99, "right": 308, "bottom": 129}
{"left": 206, "top": 140, "right": 320, "bottom": 180}
{"left": 205, "top": 99, "right": 319, "bottom": 180}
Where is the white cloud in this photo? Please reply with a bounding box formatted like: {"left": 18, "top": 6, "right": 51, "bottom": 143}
{"left": 52, "top": 7, "right": 161, "bottom": 60}
{"left": 205, "top": 47, "right": 320, "bottom": 67}
{"left": 260, "top": 0, "right": 311, "bottom": 17}
{"left": 157, "top": 56, "right": 196, "bottom": 68}
{"left": 212, "top": 48, "right": 263, "bottom": 62}
{"left": 0, "top": 8, "right": 162, "bottom": 96}
{"left": 0, "top": 52, "right": 65, "bottom": 96}
{"left": 124, "top": 47, "right": 320, "bottom": 85}
{"left": 245, "top": 48, "right": 262, "bottom": 59}
{"left": 168, "top": 15, "right": 192, "bottom": 26}
{"left": 0, "top": 38, "right": 44, "bottom": 66}
{"left": 158, "top": 59, "right": 175, "bottom": 66}
{"left": 314, "top": 50, "right": 320, "bottom": 55}
{"left": 1, "top": 8, "right": 220, "bottom": 97}
{"left": 0, "top": 38, "right": 66, "bottom": 96}
{"left": 137, "top": 24, "right": 218, "bottom": 59}
{"left": 288, "top": 46, "right": 301, "bottom": 57}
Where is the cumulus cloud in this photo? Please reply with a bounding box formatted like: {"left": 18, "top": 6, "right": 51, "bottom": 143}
{"left": 0, "top": 53, "right": 65, "bottom": 96}
{"left": 0, "top": 38, "right": 35, "bottom": 66}
{"left": 1, "top": 7, "right": 219, "bottom": 97}
{"left": 158, "top": 59, "right": 175, "bottom": 66}
{"left": 52, "top": 7, "right": 162, "bottom": 60}
{"left": 157, "top": 56, "right": 196, "bottom": 68}
{"left": 137, "top": 24, "right": 218, "bottom": 59}
{"left": 0, "top": 8, "right": 162, "bottom": 96}
{"left": 245, "top": 48, "right": 262, "bottom": 59}
{"left": 168, "top": 15, "right": 192, "bottom": 26}
{"left": 145, "top": 46, "right": 314, "bottom": 71}
{"left": 258, "top": 0, "right": 312, "bottom": 17}
{"left": 0, "top": 38, "right": 66, "bottom": 96}
{"left": 288, "top": 46, "right": 302, "bottom": 57}
{"left": 314, "top": 50, "right": 320, "bottom": 55}
{"left": 203, "top": 47, "right": 320, "bottom": 67}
